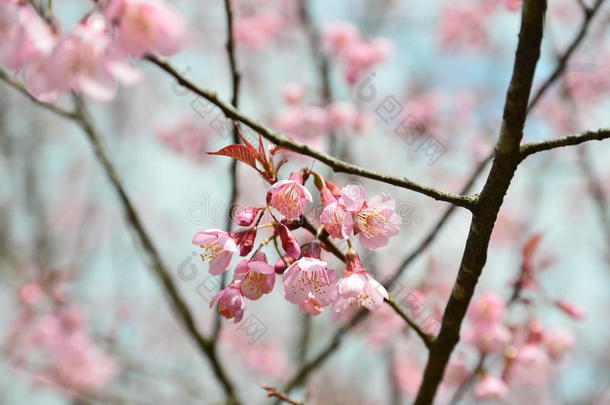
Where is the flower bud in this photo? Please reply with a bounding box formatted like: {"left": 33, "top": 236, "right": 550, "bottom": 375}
{"left": 276, "top": 224, "right": 301, "bottom": 259}
{"left": 234, "top": 206, "right": 260, "bottom": 227}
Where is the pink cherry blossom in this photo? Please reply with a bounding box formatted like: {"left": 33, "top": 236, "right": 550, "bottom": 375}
{"left": 283, "top": 257, "right": 337, "bottom": 310}
{"left": 352, "top": 193, "right": 401, "bottom": 249}
{"left": 340, "top": 184, "right": 366, "bottom": 211}
{"left": 0, "top": 0, "right": 55, "bottom": 70}
{"left": 544, "top": 328, "right": 575, "bottom": 359}
{"left": 509, "top": 344, "right": 551, "bottom": 386}
{"left": 273, "top": 105, "right": 328, "bottom": 149}
{"left": 468, "top": 293, "right": 506, "bottom": 326}
{"left": 268, "top": 178, "right": 313, "bottom": 219}
{"left": 156, "top": 120, "right": 211, "bottom": 164}
{"left": 232, "top": 254, "right": 275, "bottom": 300}
{"left": 444, "top": 354, "right": 470, "bottom": 385}
{"left": 343, "top": 38, "right": 393, "bottom": 85}
{"left": 440, "top": 4, "right": 488, "bottom": 50}
{"left": 465, "top": 323, "right": 511, "bottom": 353}
{"left": 392, "top": 354, "right": 422, "bottom": 395}
{"left": 326, "top": 101, "right": 357, "bottom": 132}
{"left": 47, "top": 14, "right": 141, "bottom": 102}
{"left": 105, "top": 0, "right": 187, "bottom": 57}
{"left": 298, "top": 294, "right": 324, "bottom": 315}
{"left": 320, "top": 201, "right": 353, "bottom": 239}
{"left": 210, "top": 281, "right": 245, "bottom": 323}
{"left": 234, "top": 206, "right": 260, "bottom": 227}
{"left": 473, "top": 375, "right": 508, "bottom": 401}
{"left": 193, "top": 229, "right": 237, "bottom": 275}
{"left": 323, "top": 22, "right": 393, "bottom": 85}
{"left": 282, "top": 82, "right": 306, "bottom": 105}
{"left": 323, "top": 21, "right": 360, "bottom": 56}
{"left": 19, "top": 283, "right": 42, "bottom": 306}
{"left": 334, "top": 252, "right": 387, "bottom": 312}
{"left": 234, "top": 12, "right": 282, "bottom": 51}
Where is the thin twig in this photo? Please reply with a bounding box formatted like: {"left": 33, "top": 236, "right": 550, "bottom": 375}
{"left": 520, "top": 128, "right": 610, "bottom": 158}
{"left": 212, "top": 0, "right": 242, "bottom": 345}
{"left": 526, "top": 0, "right": 607, "bottom": 113}
{"left": 262, "top": 385, "right": 304, "bottom": 405}
{"left": 385, "top": 296, "right": 434, "bottom": 348}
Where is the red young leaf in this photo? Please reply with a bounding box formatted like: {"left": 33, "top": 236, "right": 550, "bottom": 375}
{"left": 522, "top": 233, "right": 543, "bottom": 263}
{"left": 207, "top": 144, "right": 257, "bottom": 169}
{"left": 257, "top": 134, "right": 269, "bottom": 168}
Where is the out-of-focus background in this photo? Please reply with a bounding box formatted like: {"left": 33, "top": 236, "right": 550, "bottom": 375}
{"left": 1, "top": 0, "right": 610, "bottom": 404}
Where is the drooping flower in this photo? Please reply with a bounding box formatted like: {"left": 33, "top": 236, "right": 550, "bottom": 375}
{"left": 193, "top": 229, "right": 237, "bottom": 275}
{"left": 473, "top": 375, "right": 508, "bottom": 401}
{"left": 210, "top": 281, "right": 245, "bottom": 323}
{"left": 276, "top": 223, "right": 301, "bottom": 259}
{"left": 268, "top": 176, "right": 312, "bottom": 219}
{"left": 298, "top": 294, "right": 324, "bottom": 315}
{"left": 283, "top": 257, "right": 337, "bottom": 310}
{"left": 105, "top": 0, "right": 187, "bottom": 57}
{"left": 233, "top": 253, "right": 275, "bottom": 300}
{"left": 333, "top": 251, "right": 388, "bottom": 312}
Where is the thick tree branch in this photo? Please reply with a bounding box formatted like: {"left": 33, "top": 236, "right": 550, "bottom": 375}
{"left": 520, "top": 128, "right": 610, "bottom": 158}
{"left": 413, "top": 2, "right": 547, "bottom": 404}
{"left": 146, "top": 55, "right": 477, "bottom": 210}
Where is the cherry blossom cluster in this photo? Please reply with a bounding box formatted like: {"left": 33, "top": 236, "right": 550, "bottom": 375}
{"left": 439, "top": 0, "right": 520, "bottom": 50}
{"left": 373, "top": 234, "right": 583, "bottom": 401}
{"left": 156, "top": 119, "right": 211, "bottom": 164}
{"left": 323, "top": 21, "right": 393, "bottom": 85}
{"left": 7, "top": 283, "right": 117, "bottom": 393}
{"left": 273, "top": 83, "right": 372, "bottom": 149}
{"left": 444, "top": 235, "right": 581, "bottom": 401}
{"left": 193, "top": 136, "right": 401, "bottom": 322}
{"left": 0, "top": 0, "right": 186, "bottom": 101}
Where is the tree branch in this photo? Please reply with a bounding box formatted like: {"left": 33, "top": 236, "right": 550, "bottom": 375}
{"left": 262, "top": 385, "right": 305, "bottom": 405}
{"left": 385, "top": 296, "right": 434, "bottom": 348}
{"left": 0, "top": 68, "right": 75, "bottom": 119}
{"left": 412, "top": 2, "right": 547, "bottom": 404}
{"left": 520, "top": 128, "right": 610, "bottom": 158}
{"left": 146, "top": 55, "right": 477, "bottom": 210}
